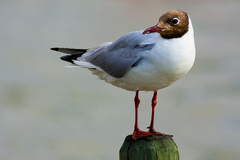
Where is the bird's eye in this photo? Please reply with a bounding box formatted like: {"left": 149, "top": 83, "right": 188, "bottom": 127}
{"left": 172, "top": 18, "right": 180, "bottom": 25}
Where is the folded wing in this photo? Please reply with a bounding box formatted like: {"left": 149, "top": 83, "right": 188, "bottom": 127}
{"left": 52, "top": 31, "right": 159, "bottom": 78}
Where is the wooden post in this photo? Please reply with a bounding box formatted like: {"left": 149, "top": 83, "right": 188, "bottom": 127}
{"left": 119, "top": 135, "right": 179, "bottom": 160}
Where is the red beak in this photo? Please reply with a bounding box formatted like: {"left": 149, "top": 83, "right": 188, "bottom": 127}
{"left": 142, "top": 25, "right": 164, "bottom": 34}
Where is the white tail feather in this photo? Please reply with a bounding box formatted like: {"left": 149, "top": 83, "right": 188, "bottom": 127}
{"left": 73, "top": 60, "right": 103, "bottom": 71}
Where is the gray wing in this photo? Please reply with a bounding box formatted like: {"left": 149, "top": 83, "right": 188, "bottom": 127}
{"left": 84, "top": 31, "right": 158, "bottom": 78}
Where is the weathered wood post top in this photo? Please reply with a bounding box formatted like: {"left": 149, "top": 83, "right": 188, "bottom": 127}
{"left": 120, "top": 135, "right": 179, "bottom": 160}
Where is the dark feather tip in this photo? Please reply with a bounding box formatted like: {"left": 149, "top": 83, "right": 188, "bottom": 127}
{"left": 51, "top": 47, "right": 59, "bottom": 51}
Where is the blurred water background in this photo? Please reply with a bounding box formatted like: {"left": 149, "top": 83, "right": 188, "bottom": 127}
{"left": 0, "top": 0, "right": 240, "bottom": 160}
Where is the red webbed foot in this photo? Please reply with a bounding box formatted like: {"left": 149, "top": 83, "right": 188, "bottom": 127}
{"left": 132, "top": 129, "right": 153, "bottom": 140}
{"left": 147, "top": 127, "right": 173, "bottom": 137}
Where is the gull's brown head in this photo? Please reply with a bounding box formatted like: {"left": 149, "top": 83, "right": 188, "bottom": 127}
{"left": 143, "top": 10, "right": 189, "bottom": 39}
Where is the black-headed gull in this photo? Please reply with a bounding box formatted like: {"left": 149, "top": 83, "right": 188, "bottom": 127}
{"left": 51, "top": 10, "right": 195, "bottom": 140}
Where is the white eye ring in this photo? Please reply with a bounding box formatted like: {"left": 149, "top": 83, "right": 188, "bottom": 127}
{"left": 172, "top": 18, "right": 180, "bottom": 25}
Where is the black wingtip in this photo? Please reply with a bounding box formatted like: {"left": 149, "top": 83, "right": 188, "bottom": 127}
{"left": 50, "top": 47, "right": 59, "bottom": 51}
{"left": 60, "top": 55, "right": 74, "bottom": 64}
{"left": 60, "top": 53, "right": 84, "bottom": 64}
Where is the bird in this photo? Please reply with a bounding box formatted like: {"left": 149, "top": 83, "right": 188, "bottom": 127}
{"left": 51, "top": 10, "right": 195, "bottom": 140}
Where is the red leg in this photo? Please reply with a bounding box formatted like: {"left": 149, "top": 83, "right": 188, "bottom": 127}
{"left": 147, "top": 91, "right": 173, "bottom": 137}
{"left": 134, "top": 90, "right": 140, "bottom": 131}
{"left": 132, "top": 90, "right": 152, "bottom": 140}
{"left": 148, "top": 91, "right": 157, "bottom": 132}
